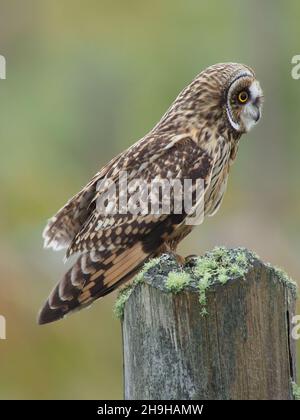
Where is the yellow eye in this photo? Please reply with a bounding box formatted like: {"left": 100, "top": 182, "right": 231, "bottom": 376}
{"left": 238, "top": 91, "right": 249, "bottom": 103}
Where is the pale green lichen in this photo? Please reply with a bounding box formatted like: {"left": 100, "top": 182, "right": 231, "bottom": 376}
{"left": 265, "top": 263, "right": 297, "bottom": 299}
{"left": 134, "top": 257, "right": 161, "bottom": 283}
{"left": 228, "top": 263, "right": 246, "bottom": 277}
{"left": 113, "top": 285, "right": 133, "bottom": 319}
{"left": 235, "top": 252, "right": 248, "bottom": 266}
{"left": 165, "top": 271, "right": 191, "bottom": 293}
{"left": 272, "top": 266, "right": 297, "bottom": 287}
{"left": 193, "top": 247, "right": 251, "bottom": 316}
{"left": 197, "top": 272, "right": 212, "bottom": 316}
{"left": 292, "top": 381, "right": 300, "bottom": 400}
{"left": 194, "top": 256, "right": 218, "bottom": 277}
{"left": 113, "top": 257, "right": 161, "bottom": 319}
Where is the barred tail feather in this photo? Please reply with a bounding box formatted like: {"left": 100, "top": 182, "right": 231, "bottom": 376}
{"left": 38, "top": 242, "right": 149, "bottom": 325}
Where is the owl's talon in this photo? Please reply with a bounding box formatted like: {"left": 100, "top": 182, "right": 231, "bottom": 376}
{"left": 175, "top": 254, "right": 186, "bottom": 266}
{"left": 167, "top": 252, "right": 185, "bottom": 266}
{"left": 184, "top": 254, "right": 199, "bottom": 267}
{"left": 186, "top": 254, "right": 198, "bottom": 260}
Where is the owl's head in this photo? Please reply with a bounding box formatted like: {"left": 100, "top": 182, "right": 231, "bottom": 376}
{"left": 158, "top": 62, "right": 263, "bottom": 137}
{"left": 223, "top": 64, "right": 263, "bottom": 133}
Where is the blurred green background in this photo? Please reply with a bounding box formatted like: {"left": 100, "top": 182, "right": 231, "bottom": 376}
{"left": 0, "top": 0, "right": 299, "bottom": 399}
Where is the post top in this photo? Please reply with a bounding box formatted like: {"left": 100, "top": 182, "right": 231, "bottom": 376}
{"left": 114, "top": 247, "right": 297, "bottom": 319}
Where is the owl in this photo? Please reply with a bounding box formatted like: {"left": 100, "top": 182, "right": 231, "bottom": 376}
{"left": 39, "top": 63, "right": 263, "bottom": 324}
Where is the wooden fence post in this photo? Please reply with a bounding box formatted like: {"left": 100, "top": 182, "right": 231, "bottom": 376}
{"left": 120, "top": 248, "right": 297, "bottom": 400}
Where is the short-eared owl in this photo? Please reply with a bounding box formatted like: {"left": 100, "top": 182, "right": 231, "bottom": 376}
{"left": 39, "top": 62, "right": 263, "bottom": 324}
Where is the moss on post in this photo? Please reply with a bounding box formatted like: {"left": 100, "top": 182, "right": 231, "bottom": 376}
{"left": 292, "top": 381, "right": 300, "bottom": 400}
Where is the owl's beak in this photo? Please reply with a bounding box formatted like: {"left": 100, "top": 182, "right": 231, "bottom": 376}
{"left": 241, "top": 101, "right": 262, "bottom": 132}
{"left": 252, "top": 95, "right": 263, "bottom": 122}
{"left": 254, "top": 107, "right": 261, "bottom": 122}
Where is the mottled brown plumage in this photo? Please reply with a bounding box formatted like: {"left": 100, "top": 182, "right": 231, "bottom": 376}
{"left": 39, "top": 62, "right": 263, "bottom": 324}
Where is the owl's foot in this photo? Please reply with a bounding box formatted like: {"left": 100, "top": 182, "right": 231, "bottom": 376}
{"left": 163, "top": 251, "right": 186, "bottom": 265}
{"left": 157, "top": 243, "right": 186, "bottom": 265}
{"left": 185, "top": 254, "right": 198, "bottom": 260}
{"left": 184, "top": 254, "right": 199, "bottom": 267}
{"left": 172, "top": 253, "right": 186, "bottom": 266}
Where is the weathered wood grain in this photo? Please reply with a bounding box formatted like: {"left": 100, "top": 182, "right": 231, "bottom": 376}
{"left": 122, "top": 250, "right": 297, "bottom": 400}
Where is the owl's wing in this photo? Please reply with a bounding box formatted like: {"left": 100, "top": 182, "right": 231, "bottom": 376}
{"left": 43, "top": 132, "right": 192, "bottom": 251}
{"left": 66, "top": 135, "right": 214, "bottom": 257}
{"left": 38, "top": 136, "right": 215, "bottom": 324}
